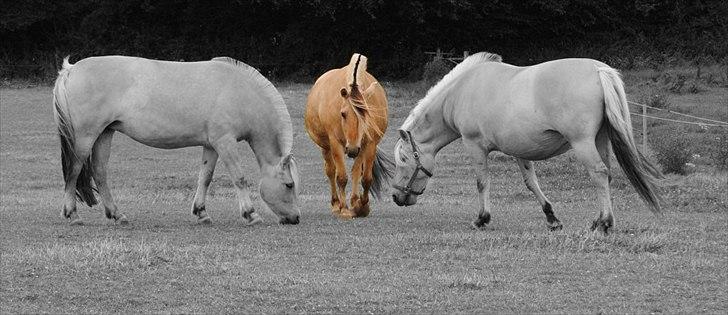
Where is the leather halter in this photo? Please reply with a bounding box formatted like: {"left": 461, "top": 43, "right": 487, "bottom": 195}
{"left": 393, "top": 131, "right": 433, "bottom": 196}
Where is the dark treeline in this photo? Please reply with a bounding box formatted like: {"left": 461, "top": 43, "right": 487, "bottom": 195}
{"left": 2, "top": 0, "right": 726, "bottom": 80}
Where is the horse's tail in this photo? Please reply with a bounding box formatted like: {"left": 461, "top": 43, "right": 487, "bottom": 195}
{"left": 597, "top": 65, "right": 662, "bottom": 213}
{"left": 53, "top": 56, "right": 98, "bottom": 207}
{"left": 370, "top": 146, "right": 395, "bottom": 199}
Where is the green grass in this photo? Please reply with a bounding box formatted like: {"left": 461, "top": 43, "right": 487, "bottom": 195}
{"left": 1, "top": 78, "right": 727, "bottom": 313}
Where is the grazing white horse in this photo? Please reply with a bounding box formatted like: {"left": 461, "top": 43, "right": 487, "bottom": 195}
{"left": 53, "top": 56, "right": 301, "bottom": 226}
{"left": 391, "top": 52, "right": 662, "bottom": 233}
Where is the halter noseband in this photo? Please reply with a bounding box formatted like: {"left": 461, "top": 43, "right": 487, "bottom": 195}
{"left": 393, "top": 131, "right": 433, "bottom": 196}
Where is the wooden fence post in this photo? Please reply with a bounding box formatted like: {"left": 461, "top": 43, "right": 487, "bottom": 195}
{"left": 642, "top": 103, "right": 647, "bottom": 151}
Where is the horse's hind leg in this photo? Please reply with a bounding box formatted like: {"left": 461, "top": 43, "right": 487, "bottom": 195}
{"left": 91, "top": 129, "right": 127, "bottom": 224}
{"left": 596, "top": 125, "right": 612, "bottom": 183}
{"left": 572, "top": 139, "right": 613, "bottom": 233}
{"left": 516, "top": 159, "right": 562, "bottom": 231}
{"left": 62, "top": 136, "right": 96, "bottom": 225}
{"left": 191, "top": 146, "right": 218, "bottom": 224}
{"left": 211, "top": 135, "right": 262, "bottom": 225}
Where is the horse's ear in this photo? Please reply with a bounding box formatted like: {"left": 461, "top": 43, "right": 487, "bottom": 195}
{"left": 398, "top": 129, "right": 409, "bottom": 141}
{"left": 363, "top": 82, "right": 379, "bottom": 99}
{"left": 280, "top": 153, "right": 293, "bottom": 169}
{"left": 340, "top": 87, "right": 348, "bottom": 98}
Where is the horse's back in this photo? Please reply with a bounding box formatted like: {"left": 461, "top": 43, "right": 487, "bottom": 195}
{"left": 305, "top": 67, "right": 386, "bottom": 147}
{"left": 453, "top": 58, "right": 608, "bottom": 159}
{"left": 62, "top": 56, "right": 277, "bottom": 148}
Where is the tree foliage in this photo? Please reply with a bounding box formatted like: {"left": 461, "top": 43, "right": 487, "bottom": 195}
{"left": 2, "top": 0, "right": 726, "bottom": 79}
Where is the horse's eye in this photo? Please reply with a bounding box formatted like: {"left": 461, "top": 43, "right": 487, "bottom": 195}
{"left": 412, "top": 152, "right": 419, "bottom": 158}
{"left": 284, "top": 183, "right": 294, "bottom": 189}
{"left": 341, "top": 112, "right": 347, "bottom": 118}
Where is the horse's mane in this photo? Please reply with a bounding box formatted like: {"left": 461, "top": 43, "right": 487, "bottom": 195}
{"left": 342, "top": 53, "right": 384, "bottom": 137}
{"left": 211, "top": 57, "right": 293, "bottom": 155}
{"left": 346, "top": 53, "right": 368, "bottom": 89}
{"left": 401, "top": 52, "right": 502, "bottom": 130}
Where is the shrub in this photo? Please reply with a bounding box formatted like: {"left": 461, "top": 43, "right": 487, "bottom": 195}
{"left": 650, "top": 128, "right": 693, "bottom": 175}
{"left": 422, "top": 58, "right": 452, "bottom": 86}
{"left": 646, "top": 93, "right": 670, "bottom": 109}
{"left": 668, "top": 73, "right": 687, "bottom": 93}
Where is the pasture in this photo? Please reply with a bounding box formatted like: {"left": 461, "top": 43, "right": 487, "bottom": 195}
{"left": 1, "top": 79, "right": 727, "bottom": 313}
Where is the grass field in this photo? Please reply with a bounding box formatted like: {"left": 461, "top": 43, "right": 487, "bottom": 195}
{"left": 1, "top": 77, "right": 727, "bottom": 313}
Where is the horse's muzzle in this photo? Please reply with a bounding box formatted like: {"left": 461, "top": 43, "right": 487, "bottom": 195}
{"left": 392, "top": 194, "right": 416, "bottom": 206}
{"left": 279, "top": 215, "right": 300, "bottom": 225}
{"left": 345, "top": 146, "right": 360, "bottom": 158}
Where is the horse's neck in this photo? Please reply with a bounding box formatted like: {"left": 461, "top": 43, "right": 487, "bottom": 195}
{"left": 411, "top": 97, "right": 460, "bottom": 156}
{"left": 248, "top": 135, "right": 283, "bottom": 174}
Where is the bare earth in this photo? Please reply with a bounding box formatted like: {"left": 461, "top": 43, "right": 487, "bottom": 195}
{"left": 1, "top": 82, "right": 726, "bottom": 313}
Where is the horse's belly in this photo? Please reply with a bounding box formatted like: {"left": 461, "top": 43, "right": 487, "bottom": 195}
{"left": 110, "top": 119, "right": 206, "bottom": 149}
{"left": 498, "top": 130, "right": 570, "bottom": 161}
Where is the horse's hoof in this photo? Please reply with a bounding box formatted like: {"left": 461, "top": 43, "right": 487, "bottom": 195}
{"left": 350, "top": 198, "right": 370, "bottom": 218}
{"left": 244, "top": 212, "right": 263, "bottom": 226}
{"left": 471, "top": 213, "right": 491, "bottom": 229}
{"left": 115, "top": 214, "right": 129, "bottom": 225}
{"left": 69, "top": 218, "right": 84, "bottom": 226}
{"left": 330, "top": 204, "right": 342, "bottom": 215}
{"left": 245, "top": 217, "right": 263, "bottom": 226}
{"left": 590, "top": 219, "right": 612, "bottom": 234}
{"left": 548, "top": 220, "right": 563, "bottom": 231}
{"left": 471, "top": 220, "right": 487, "bottom": 230}
{"left": 336, "top": 208, "right": 355, "bottom": 220}
{"left": 197, "top": 216, "right": 212, "bottom": 225}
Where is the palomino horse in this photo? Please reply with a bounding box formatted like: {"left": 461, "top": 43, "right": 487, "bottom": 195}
{"left": 391, "top": 52, "right": 662, "bottom": 233}
{"left": 304, "top": 53, "right": 394, "bottom": 219}
{"left": 53, "top": 56, "right": 300, "bottom": 225}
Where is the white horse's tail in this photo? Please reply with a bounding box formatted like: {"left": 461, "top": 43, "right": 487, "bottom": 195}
{"left": 53, "top": 57, "right": 98, "bottom": 207}
{"left": 597, "top": 66, "right": 662, "bottom": 213}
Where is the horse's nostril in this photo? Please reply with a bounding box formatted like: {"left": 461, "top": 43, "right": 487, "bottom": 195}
{"left": 392, "top": 195, "right": 402, "bottom": 206}
{"left": 346, "top": 147, "right": 360, "bottom": 158}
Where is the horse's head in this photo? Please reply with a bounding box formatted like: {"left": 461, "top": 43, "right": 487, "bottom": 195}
{"left": 259, "top": 153, "right": 301, "bottom": 224}
{"left": 392, "top": 129, "right": 435, "bottom": 206}
{"left": 339, "top": 82, "right": 380, "bottom": 158}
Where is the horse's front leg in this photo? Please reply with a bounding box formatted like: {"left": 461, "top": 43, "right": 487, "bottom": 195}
{"left": 321, "top": 148, "right": 342, "bottom": 215}
{"left": 191, "top": 146, "right": 218, "bottom": 224}
{"left": 350, "top": 144, "right": 374, "bottom": 217}
{"left": 211, "top": 135, "right": 262, "bottom": 225}
{"left": 331, "top": 141, "right": 354, "bottom": 219}
{"left": 516, "top": 158, "right": 562, "bottom": 231}
{"left": 465, "top": 141, "right": 492, "bottom": 228}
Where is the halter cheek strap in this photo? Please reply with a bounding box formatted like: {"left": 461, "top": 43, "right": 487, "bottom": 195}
{"left": 393, "top": 131, "right": 433, "bottom": 196}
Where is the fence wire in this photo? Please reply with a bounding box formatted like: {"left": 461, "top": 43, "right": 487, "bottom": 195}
{"left": 628, "top": 101, "right": 728, "bottom": 127}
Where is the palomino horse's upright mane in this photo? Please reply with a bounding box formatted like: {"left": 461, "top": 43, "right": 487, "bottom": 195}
{"left": 211, "top": 57, "right": 293, "bottom": 154}
{"left": 401, "top": 52, "right": 502, "bottom": 131}
{"left": 344, "top": 53, "right": 383, "bottom": 137}
{"left": 346, "top": 53, "right": 368, "bottom": 93}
